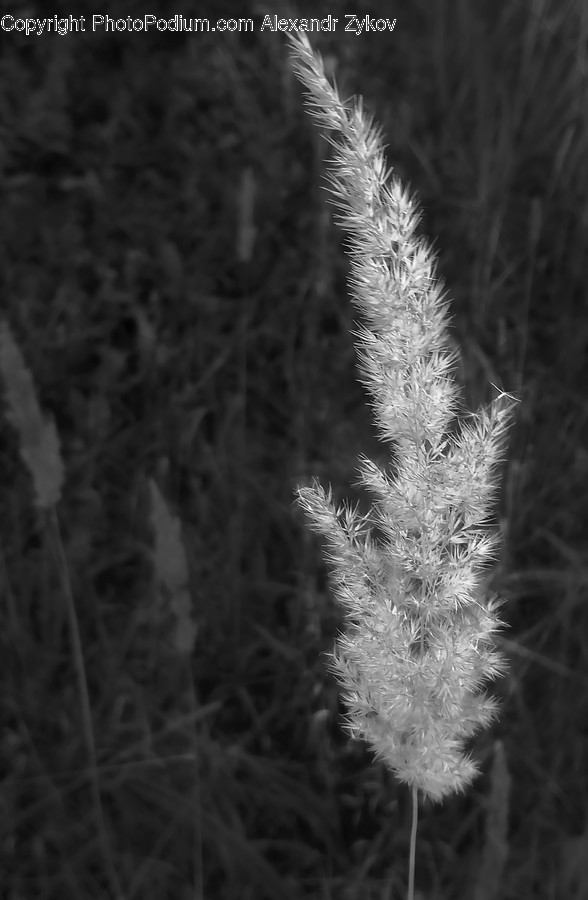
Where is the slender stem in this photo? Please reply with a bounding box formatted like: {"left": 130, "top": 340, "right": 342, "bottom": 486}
{"left": 408, "top": 785, "right": 419, "bottom": 900}
{"left": 48, "top": 509, "right": 122, "bottom": 899}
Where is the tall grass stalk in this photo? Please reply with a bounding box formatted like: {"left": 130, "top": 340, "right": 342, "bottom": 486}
{"left": 148, "top": 476, "right": 202, "bottom": 896}
{"left": 0, "top": 320, "right": 123, "bottom": 899}
{"left": 288, "top": 31, "right": 516, "bottom": 897}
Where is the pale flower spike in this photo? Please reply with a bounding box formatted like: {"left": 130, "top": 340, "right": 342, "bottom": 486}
{"left": 0, "top": 320, "right": 64, "bottom": 511}
{"left": 289, "top": 32, "right": 516, "bottom": 802}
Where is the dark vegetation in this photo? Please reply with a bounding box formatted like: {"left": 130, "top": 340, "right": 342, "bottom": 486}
{"left": 1, "top": 1, "right": 587, "bottom": 897}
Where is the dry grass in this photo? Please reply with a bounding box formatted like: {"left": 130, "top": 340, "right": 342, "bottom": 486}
{"left": 1, "top": 1, "right": 587, "bottom": 898}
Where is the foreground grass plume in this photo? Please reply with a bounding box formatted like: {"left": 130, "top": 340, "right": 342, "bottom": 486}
{"left": 289, "top": 32, "right": 516, "bottom": 803}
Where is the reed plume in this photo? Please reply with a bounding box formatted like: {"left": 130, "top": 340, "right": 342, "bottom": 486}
{"left": 289, "top": 32, "right": 515, "bottom": 803}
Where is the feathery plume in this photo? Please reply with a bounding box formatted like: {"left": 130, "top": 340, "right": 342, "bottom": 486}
{"left": 149, "top": 477, "right": 197, "bottom": 656}
{"left": 289, "top": 32, "right": 515, "bottom": 802}
{"left": 0, "top": 319, "right": 64, "bottom": 511}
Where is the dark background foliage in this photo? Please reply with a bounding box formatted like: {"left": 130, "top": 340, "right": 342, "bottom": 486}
{"left": 1, "top": 1, "right": 587, "bottom": 898}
